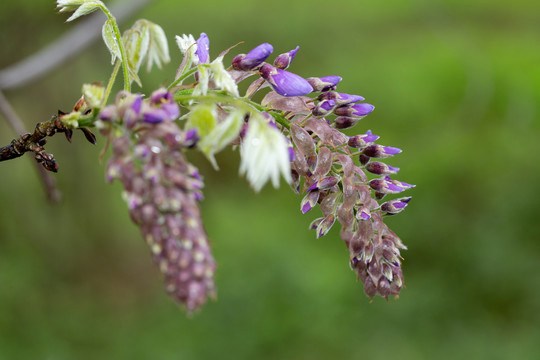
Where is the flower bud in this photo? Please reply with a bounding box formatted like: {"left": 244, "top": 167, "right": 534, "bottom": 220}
{"left": 362, "top": 144, "right": 401, "bottom": 158}
{"left": 260, "top": 64, "right": 313, "bottom": 97}
{"left": 300, "top": 190, "right": 320, "bottom": 214}
{"left": 368, "top": 179, "right": 404, "bottom": 194}
{"left": 365, "top": 162, "right": 400, "bottom": 175}
{"left": 334, "top": 116, "right": 360, "bottom": 129}
{"left": 381, "top": 197, "right": 412, "bottom": 214}
{"left": 359, "top": 154, "right": 370, "bottom": 165}
{"left": 356, "top": 206, "right": 371, "bottom": 221}
{"left": 307, "top": 176, "right": 339, "bottom": 191}
{"left": 150, "top": 88, "right": 173, "bottom": 105}
{"left": 195, "top": 33, "right": 210, "bottom": 63}
{"left": 384, "top": 176, "right": 415, "bottom": 190}
{"left": 348, "top": 131, "right": 380, "bottom": 148}
{"left": 307, "top": 76, "right": 342, "bottom": 92}
{"left": 233, "top": 43, "right": 273, "bottom": 70}
{"left": 334, "top": 103, "right": 375, "bottom": 117}
{"left": 316, "top": 213, "right": 336, "bottom": 238}
{"left": 312, "top": 100, "right": 336, "bottom": 116}
{"left": 318, "top": 92, "right": 365, "bottom": 106}
{"left": 273, "top": 46, "right": 299, "bottom": 69}
{"left": 99, "top": 105, "right": 117, "bottom": 122}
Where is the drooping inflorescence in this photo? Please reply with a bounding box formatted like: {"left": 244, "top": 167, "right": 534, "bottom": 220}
{"left": 228, "top": 41, "right": 415, "bottom": 299}
{"left": 100, "top": 90, "right": 215, "bottom": 312}
{"left": 50, "top": 1, "right": 414, "bottom": 311}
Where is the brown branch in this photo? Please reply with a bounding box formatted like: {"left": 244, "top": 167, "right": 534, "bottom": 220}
{"left": 0, "top": 90, "right": 63, "bottom": 202}
{"left": 0, "top": 114, "right": 68, "bottom": 171}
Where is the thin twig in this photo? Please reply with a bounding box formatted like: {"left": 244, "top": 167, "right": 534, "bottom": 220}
{"left": 0, "top": 90, "right": 61, "bottom": 202}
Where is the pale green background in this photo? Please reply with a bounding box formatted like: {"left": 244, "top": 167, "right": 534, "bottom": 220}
{"left": 1, "top": 0, "right": 539, "bottom": 359}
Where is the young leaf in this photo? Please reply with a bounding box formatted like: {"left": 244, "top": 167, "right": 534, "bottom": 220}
{"left": 102, "top": 19, "right": 121, "bottom": 65}
{"left": 185, "top": 104, "right": 217, "bottom": 138}
{"left": 123, "top": 24, "right": 150, "bottom": 87}
{"left": 198, "top": 109, "right": 245, "bottom": 168}
{"left": 66, "top": 1, "right": 102, "bottom": 22}
{"left": 146, "top": 21, "right": 170, "bottom": 71}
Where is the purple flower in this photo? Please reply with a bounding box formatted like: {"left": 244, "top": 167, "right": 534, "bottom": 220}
{"left": 232, "top": 43, "right": 273, "bottom": 70}
{"left": 381, "top": 197, "right": 412, "bottom": 214}
{"left": 348, "top": 130, "right": 380, "bottom": 148}
{"left": 334, "top": 116, "right": 360, "bottom": 129}
{"left": 300, "top": 190, "right": 320, "bottom": 214}
{"left": 356, "top": 207, "right": 371, "bottom": 221}
{"left": 307, "top": 176, "right": 339, "bottom": 191}
{"left": 150, "top": 88, "right": 173, "bottom": 105}
{"left": 318, "top": 91, "right": 365, "bottom": 105}
{"left": 363, "top": 144, "right": 402, "bottom": 158}
{"left": 384, "top": 176, "right": 415, "bottom": 190}
{"left": 312, "top": 100, "right": 336, "bottom": 116}
{"left": 334, "top": 103, "right": 375, "bottom": 117}
{"left": 274, "top": 46, "right": 299, "bottom": 69}
{"left": 260, "top": 64, "right": 313, "bottom": 97}
{"left": 307, "top": 76, "right": 342, "bottom": 92}
{"left": 368, "top": 178, "right": 405, "bottom": 194}
{"left": 196, "top": 33, "right": 210, "bottom": 63}
{"left": 365, "top": 162, "right": 400, "bottom": 175}
{"left": 316, "top": 213, "right": 336, "bottom": 238}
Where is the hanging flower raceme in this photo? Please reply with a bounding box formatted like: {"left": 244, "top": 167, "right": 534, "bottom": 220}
{"left": 227, "top": 41, "right": 415, "bottom": 300}
{"left": 101, "top": 88, "right": 216, "bottom": 313}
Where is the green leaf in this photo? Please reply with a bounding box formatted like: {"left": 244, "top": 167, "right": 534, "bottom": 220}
{"left": 66, "top": 1, "right": 102, "bottom": 22}
{"left": 146, "top": 21, "right": 170, "bottom": 71}
{"left": 185, "top": 104, "right": 217, "bottom": 139}
{"left": 102, "top": 20, "right": 121, "bottom": 65}
{"left": 198, "top": 109, "right": 245, "bottom": 169}
{"left": 123, "top": 23, "right": 150, "bottom": 87}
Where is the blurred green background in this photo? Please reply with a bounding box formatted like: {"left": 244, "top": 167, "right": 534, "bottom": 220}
{"left": 1, "top": 0, "right": 539, "bottom": 359}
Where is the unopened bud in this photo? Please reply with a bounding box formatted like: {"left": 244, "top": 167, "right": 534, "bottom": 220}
{"left": 306, "top": 76, "right": 342, "bottom": 92}
{"left": 381, "top": 197, "right": 412, "bottom": 214}
{"left": 273, "top": 46, "right": 299, "bottom": 69}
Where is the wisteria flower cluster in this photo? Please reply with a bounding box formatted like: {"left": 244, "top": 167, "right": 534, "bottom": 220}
{"left": 1, "top": 1, "right": 414, "bottom": 313}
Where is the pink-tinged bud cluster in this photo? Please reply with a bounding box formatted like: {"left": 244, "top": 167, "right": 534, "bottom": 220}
{"left": 103, "top": 89, "right": 216, "bottom": 312}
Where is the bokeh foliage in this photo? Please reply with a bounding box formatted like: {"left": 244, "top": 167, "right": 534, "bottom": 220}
{"left": 1, "top": 0, "right": 539, "bottom": 358}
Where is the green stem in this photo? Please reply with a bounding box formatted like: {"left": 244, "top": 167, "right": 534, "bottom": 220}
{"left": 167, "top": 64, "right": 197, "bottom": 90}
{"left": 101, "top": 60, "right": 121, "bottom": 107}
{"left": 99, "top": 4, "right": 130, "bottom": 92}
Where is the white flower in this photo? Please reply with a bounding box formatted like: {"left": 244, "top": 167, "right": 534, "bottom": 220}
{"left": 193, "top": 56, "right": 239, "bottom": 98}
{"left": 209, "top": 57, "right": 239, "bottom": 97}
{"left": 239, "top": 114, "right": 292, "bottom": 192}
{"left": 175, "top": 34, "right": 198, "bottom": 64}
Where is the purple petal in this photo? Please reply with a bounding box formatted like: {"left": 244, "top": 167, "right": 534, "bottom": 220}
{"left": 335, "top": 93, "right": 365, "bottom": 105}
{"left": 350, "top": 103, "right": 375, "bottom": 117}
{"left": 143, "top": 108, "right": 167, "bottom": 124}
{"left": 386, "top": 182, "right": 404, "bottom": 193}
{"left": 307, "top": 75, "right": 342, "bottom": 92}
{"left": 288, "top": 146, "right": 295, "bottom": 162}
{"left": 274, "top": 46, "right": 299, "bottom": 69}
{"left": 131, "top": 95, "right": 142, "bottom": 114}
{"left": 196, "top": 33, "right": 210, "bottom": 63}
{"left": 150, "top": 88, "right": 172, "bottom": 105}
{"left": 301, "top": 202, "right": 313, "bottom": 214}
{"left": 383, "top": 146, "right": 402, "bottom": 156}
{"left": 362, "top": 130, "right": 379, "bottom": 143}
{"left": 238, "top": 43, "right": 273, "bottom": 70}
{"left": 161, "top": 102, "right": 180, "bottom": 120}
{"left": 260, "top": 64, "right": 313, "bottom": 97}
